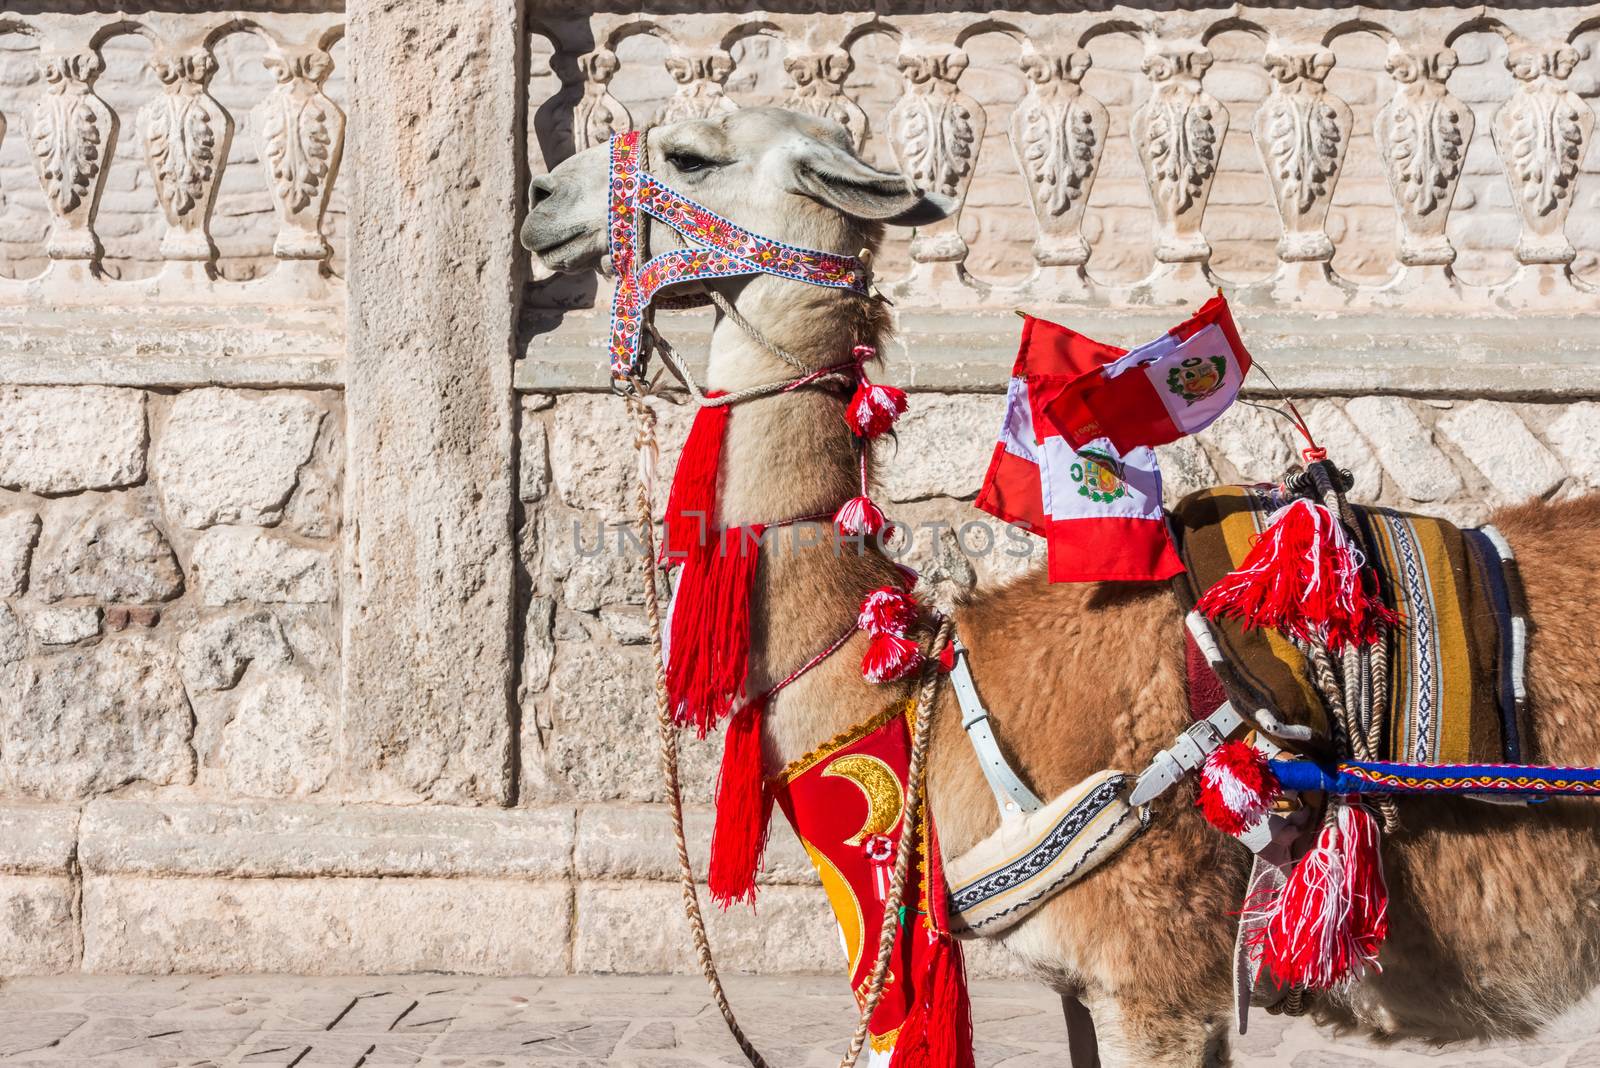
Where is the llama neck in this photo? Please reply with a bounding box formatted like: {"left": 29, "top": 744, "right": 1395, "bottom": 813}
{"left": 702, "top": 280, "right": 914, "bottom": 765}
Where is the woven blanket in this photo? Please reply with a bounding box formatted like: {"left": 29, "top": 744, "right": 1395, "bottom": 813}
{"left": 1170, "top": 486, "right": 1525, "bottom": 765}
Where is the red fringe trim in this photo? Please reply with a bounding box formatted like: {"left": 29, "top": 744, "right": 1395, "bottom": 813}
{"left": 1197, "top": 498, "right": 1398, "bottom": 653}
{"left": 708, "top": 696, "right": 772, "bottom": 908}
{"left": 889, "top": 935, "right": 975, "bottom": 1068}
{"left": 666, "top": 524, "right": 765, "bottom": 736}
{"left": 663, "top": 403, "right": 730, "bottom": 564}
{"left": 1251, "top": 801, "right": 1389, "bottom": 990}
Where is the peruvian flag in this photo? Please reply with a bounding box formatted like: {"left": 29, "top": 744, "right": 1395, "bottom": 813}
{"left": 975, "top": 315, "right": 1183, "bottom": 583}
{"left": 1038, "top": 295, "right": 1251, "bottom": 453}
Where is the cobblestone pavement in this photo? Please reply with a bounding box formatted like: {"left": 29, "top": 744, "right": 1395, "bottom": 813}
{"left": 0, "top": 975, "right": 1595, "bottom": 1067}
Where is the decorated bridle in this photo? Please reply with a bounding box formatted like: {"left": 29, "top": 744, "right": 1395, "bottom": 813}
{"left": 605, "top": 129, "right": 871, "bottom": 384}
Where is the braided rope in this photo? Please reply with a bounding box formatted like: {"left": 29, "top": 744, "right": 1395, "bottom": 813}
{"left": 627, "top": 395, "right": 772, "bottom": 1068}
{"left": 839, "top": 615, "right": 954, "bottom": 1068}
{"left": 626, "top": 393, "right": 948, "bottom": 1068}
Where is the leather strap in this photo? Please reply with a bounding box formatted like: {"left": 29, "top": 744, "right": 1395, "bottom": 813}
{"left": 950, "top": 637, "right": 1043, "bottom": 817}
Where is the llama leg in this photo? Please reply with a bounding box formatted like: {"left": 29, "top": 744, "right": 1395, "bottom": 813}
{"left": 1061, "top": 992, "right": 1102, "bottom": 1068}
{"left": 1082, "top": 990, "right": 1231, "bottom": 1068}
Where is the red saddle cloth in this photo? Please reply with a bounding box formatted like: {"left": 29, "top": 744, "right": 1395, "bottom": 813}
{"left": 773, "top": 703, "right": 973, "bottom": 1068}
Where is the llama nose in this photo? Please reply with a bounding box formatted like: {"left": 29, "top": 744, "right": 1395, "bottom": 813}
{"left": 529, "top": 174, "right": 557, "bottom": 208}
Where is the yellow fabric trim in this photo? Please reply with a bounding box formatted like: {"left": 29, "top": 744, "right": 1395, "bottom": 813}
{"left": 1417, "top": 520, "right": 1474, "bottom": 761}
{"left": 775, "top": 698, "right": 916, "bottom": 785}
{"left": 800, "top": 837, "right": 865, "bottom": 976}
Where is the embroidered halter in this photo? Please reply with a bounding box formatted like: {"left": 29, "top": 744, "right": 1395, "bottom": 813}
{"left": 605, "top": 129, "right": 870, "bottom": 382}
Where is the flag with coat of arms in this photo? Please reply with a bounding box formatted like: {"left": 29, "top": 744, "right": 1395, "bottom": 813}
{"left": 975, "top": 295, "right": 1251, "bottom": 583}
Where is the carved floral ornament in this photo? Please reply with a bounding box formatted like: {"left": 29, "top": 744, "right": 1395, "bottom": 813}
{"left": 30, "top": 49, "right": 112, "bottom": 220}
{"left": 657, "top": 51, "right": 738, "bottom": 123}
{"left": 141, "top": 46, "right": 230, "bottom": 224}
{"left": 1010, "top": 49, "right": 1105, "bottom": 224}
{"left": 1133, "top": 45, "right": 1225, "bottom": 219}
{"left": 254, "top": 45, "right": 345, "bottom": 258}
{"left": 889, "top": 49, "right": 981, "bottom": 201}
{"left": 575, "top": 49, "right": 631, "bottom": 150}
{"left": 1495, "top": 42, "right": 1591, "bottom": 218}
{"left": 1375, "top": 42, "right": 1471, "bottom": 251}
{"left": 1255, "top": 47, "right": 1348, "bottom": 229}
{"left": 783, "top": 49, "right": 867, "bottom": 148}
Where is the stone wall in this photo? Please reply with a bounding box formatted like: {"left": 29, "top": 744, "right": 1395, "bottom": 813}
{"left": 0, "top": 0, "right": 1596, "bottom": 982}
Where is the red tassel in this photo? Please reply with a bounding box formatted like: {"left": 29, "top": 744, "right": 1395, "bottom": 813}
{"left": 1197, "top": 498, "right": 1398, "bottom": 652}
{"left": 666, "top": 524, "right": 765, "bottom": 736}
{"left": 863, "top": 631, "right": 923, "bottom": 683}
{"left": 889, "top": 936, "right": 975, "bottom": 1068}
{"left": 858, "top": 586, "right": 918, "bottom": 636}
{"left": 1197, "top": 740, "right": 1281, "bottom": 835}
{"left": 663, "top": 402, "right": 730, "bottom": 563}
{"left": 1251, "top": 801, "right": 1389, "bottom": 990}
{"left": 835, "top": 495, "right": 892, "bottom": 539}
{"left": 708, "top": 696, "right": 772, "bottom": 909}
{"left": 846, "top": 380, "right": 909, "bottom": 439}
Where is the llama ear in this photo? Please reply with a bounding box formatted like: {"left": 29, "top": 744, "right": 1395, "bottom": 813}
{"left": 785, "top": 141, "right": 955, "bottom": 226}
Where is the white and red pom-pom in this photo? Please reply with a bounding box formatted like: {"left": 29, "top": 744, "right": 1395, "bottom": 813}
{"left": 1252, "top": 801, "right": 1389, "bottom": 990}
{"left": 845, "top": 380, "right": 909, "bottom": 439}
{"left": 858, "top": 586, "right": 918, "bottom": 636}
{"left": 835, "top": 495, "right": 892, "bottom": 538}
{"left": 862, "top": 631, "right": 923, "bottom": 683}
{"left": 1196, "top": 740, "right": 1281, "bottom": 835}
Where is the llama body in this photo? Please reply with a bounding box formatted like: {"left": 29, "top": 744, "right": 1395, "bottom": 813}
{"left": 521, "top": 107, "right": 1600, "bottom": 1066}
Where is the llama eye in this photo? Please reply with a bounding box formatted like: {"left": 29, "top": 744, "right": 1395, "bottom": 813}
{"left": 666, "top": 151, "right": 716, "bottom": 174}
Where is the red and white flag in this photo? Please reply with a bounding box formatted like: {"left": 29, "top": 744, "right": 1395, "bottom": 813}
{"left": 975, "top": 315, "right": 1183, "bottom": 583}
{"left": 1038, "top": 295, "right": 1251, "bottom": 453}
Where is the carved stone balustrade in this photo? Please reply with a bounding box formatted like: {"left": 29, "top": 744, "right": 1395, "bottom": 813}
{"left": 521, "top": 3, "right": 1600, "bottom": 394}
{"left": 0, "top": 10, "right": 345, "bottom": 316}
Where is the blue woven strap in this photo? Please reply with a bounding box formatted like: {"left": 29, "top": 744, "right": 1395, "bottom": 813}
{"left": 1275, "top": 759, "right": 1600, "bottom": 796}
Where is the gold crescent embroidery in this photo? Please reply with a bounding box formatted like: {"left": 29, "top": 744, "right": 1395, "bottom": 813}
{"left": 823, "top": 754, "right": 906, "bottom": 846}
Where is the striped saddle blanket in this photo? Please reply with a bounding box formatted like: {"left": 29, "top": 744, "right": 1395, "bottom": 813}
{"left": 1170, "top": 486, "right": 1529, "bottom": 765}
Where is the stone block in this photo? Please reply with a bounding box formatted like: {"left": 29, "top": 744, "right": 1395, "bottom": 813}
{"left": 1544, "top": 402, "right": 1600, "bottom": 489}
{"left": 280, "top": 413, "right": 342, "bottom": 541}
{"left": 880, "top": 395, "right": 1007, "bottom": 502}
{"left": 573, "top": 881, "right": 837, "bottom": 974}
{"left": 549, "top": 395, "right": 691, "bottom": 522}
{"left": 153, "top": 388, "right": 326, "bottom": 530}
{"left": 544, "top": 506, "right": 646, "bottom": 612}
{"left": 528, "top": 642, "right": 718, "bottom": 805}
{"left": 1155, "top": 437, "right": 1220, "bottom": 503}
{"left": 82, "top": 876, "right": 570, "bottom": 975}
{"left": 1438, "top": 401, "right": 1565, "bottom": 504}
{"left": 25, "top": 605, "right": 100, "bottom": 646}
{"left": 33, "top": 512, "right": 184, "bottom": 605}
{"left": 219, "top": 668, "right": 336, "bottom": 798}
{"left": 0, "top": 510, "right": 40, "bottom": 597}
{"left": 79, "top": 800, "right": 574, "bottom": 879}
{"left": 574, "top": 804, "right": 815, "bottom": 885}
{"left": 0, "top": 876, "right": 77, "bottom": 975}
{"left": 0, "top": 806, "right": 78, "bottom": 875}
{"left": 177, "top": 609, "right": 292, "bottom": 693}
{"left": 0, "top": 603, "right": 26, "bottom": 667}
{"left": 1344, "top": 396, "right": 1465, "bottom": 503}
{"left": 0, "top": 386, "right": 147, "bottom": 495}
{"left": 191, "top": 528, "right": 336, "bottom": 605}
{"left": 1203, "top": 404, "right": 1295, "bottom": 484}
{"left": 1, "top": 636, "right": 194, "bottom": 800}
{"left": 1301, "top": 401, "right": 1384, "bottom": 500}
{"left": 520, "top": 414, "right": 550, "bottom": 502}
{"left": 521, "top": 594, "right": 555, "bottom": 694}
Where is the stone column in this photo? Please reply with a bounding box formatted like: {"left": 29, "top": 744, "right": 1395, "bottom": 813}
{"left": 342, "top": 0, "right": 523, "bottom": 804}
